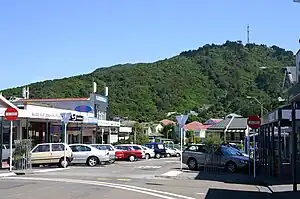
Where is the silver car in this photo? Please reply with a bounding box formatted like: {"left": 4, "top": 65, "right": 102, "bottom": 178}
{"left": 69, "top": 144, "right": 110, "bottom": 167}
{"left": 182, "top": 144, "right": 249, "bottom": 173}
{"left": 91, "top": 144, "right": 116, "bottom": 163}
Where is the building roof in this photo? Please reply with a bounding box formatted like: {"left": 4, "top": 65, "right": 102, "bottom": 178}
{"left": 18, "top": 98, "right": 89, "bottom": 102}
{"left": 203, "top": 118, "right": 223, "bottom": 125}
{"left": 184, "top": 121, "right": 203, "bottom": 131}
{"left": 207, "top": 117, "right": 247, "bottom": 130}
{"left": 160, "top": 119, "right": 175, "bottom": 126}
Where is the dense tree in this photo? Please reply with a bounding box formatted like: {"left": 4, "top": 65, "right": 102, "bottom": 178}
{"left": 1, "top": 41, "right": 294, "bottom": 122}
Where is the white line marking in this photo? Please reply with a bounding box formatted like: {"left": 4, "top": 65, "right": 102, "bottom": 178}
{"left": 161, "top": 170, "right": 182, "bottom": 177}
{"left": 3, "top": 176, "right": 195, "bottom": 199}
{"left": 136, "top": 166, "right": 162, "bottom": 169}
{"left": 0, "top": 172, "right": 16, "bottom": 177}
{"left": 33, "top": 168, "right": 69, "bottom": 173}
{"left": 195, "top": 192, "right": 205, "bottom": 195}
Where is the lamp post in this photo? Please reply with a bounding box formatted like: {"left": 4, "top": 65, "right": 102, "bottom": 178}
{"left": 246, "top": 96, "right": 264, "bottom": 117}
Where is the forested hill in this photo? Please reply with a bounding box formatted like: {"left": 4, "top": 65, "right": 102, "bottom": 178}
{"left": 1, "top": 41, "right": 295, "bottom": 122}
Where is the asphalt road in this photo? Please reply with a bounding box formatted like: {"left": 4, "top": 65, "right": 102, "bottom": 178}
{"left": 0, "top": 157, "right": 273, "bottom": 199}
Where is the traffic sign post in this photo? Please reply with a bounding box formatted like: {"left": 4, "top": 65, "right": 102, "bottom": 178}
{"left": 247, "top": 115, "right": 261, "bottom": 129}
{"left": 176, "top": 114, "right": 189, "bottom": 171}
{"left": 60, "top": 112, "right": 72, "bottom": 168}
{"left": 4, "top": 107, "right": 19, "bottom": 172}
{"left": 247, "top": 115, "right": 261, "bottom": 178}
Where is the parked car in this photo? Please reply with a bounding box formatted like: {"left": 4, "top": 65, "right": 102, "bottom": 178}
{"left": 117, "top": 144, "right": 145, "bottom": 159}
{"left": 2, "top": 145, "right": 15, "bottom": 161}
{"left": 31, "top": 143, "right": 73, "bottom": 168}
{"left": 90, "top": 144, "right": 116, "bottom": 163}
{"left": 114, "top": 145, "right": 143, "bottom": 162}
{"left": 141, "top": 146, "right": 155, "bottom": 159}
{"left": 182, "top": 144, "right": 249, "bottom": 173}
{"left": 144, "top": 142, "right": 166, "bottom": 159}
{"left": 165, "top": 147, "right": 177, "bottom": 157}
{"left": 69, "top": 144, "right": 110, "bottom": 167}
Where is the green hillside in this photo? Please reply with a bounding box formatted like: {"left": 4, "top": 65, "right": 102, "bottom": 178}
{"left": 1, "top": 41, "right": 295, "bottom": 122}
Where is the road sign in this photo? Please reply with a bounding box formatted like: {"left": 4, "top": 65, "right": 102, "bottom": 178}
{"left": 60, "top": 112, "right": 72, "bottom": 124}
{"left": 176, "top": 115, "right": 188, "bottom": 127}
{"left": 4, "top": 107, "right": 18, "bottom": 121}
{"left": 247, "top": 115, "right": 261, "bottom": 129}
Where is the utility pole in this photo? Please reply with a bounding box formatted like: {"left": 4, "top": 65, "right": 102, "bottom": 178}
{"left": 247, "top": 24, "right": 250, "bottom": 44}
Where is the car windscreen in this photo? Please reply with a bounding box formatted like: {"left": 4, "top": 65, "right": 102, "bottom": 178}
{"left": 220, "top": 147, "right": 243, "bottom": 156}
{"left": 157, "top": 144, "right": 164, "bottom": 149}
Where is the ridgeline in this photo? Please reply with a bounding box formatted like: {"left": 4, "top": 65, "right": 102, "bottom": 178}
{"left": 1, "top": 41, "right": 294, "bottom": 122}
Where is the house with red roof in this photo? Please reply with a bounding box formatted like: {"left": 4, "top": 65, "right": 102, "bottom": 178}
{"left": 183, "top": 119, "right": 223, "bottom": 139}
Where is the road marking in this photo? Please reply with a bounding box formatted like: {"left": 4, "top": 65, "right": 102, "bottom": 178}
{"left": 161, "top": 170, "right": 182, "bottom": 177}
{"left": 195, "top": 192, "right": 205, "bottom": 195}
{"left": 117, "top": 178, "right": 131, "bottom": 181}
{"left": 136, "top": 166, "right": 162, "bottom": 169}
{"left": 0, "top": 172, "right": 16, "bottom": 177}
{"left": 97, "top": 178, "right": 109, "bottom": 181}
{"left": 33, "top": 168, "right": 69, "bottom": 173}
{"left": 3, "top": 176, "right": 195, "bottom": 199}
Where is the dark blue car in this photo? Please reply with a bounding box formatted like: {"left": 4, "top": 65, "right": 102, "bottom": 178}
{"left": 144, "top": 142, "right": 166, "bottom": 159}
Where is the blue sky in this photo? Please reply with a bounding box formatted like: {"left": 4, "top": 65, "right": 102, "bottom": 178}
{"left": 1, "top": 0, "right": 300, "bottom": 90}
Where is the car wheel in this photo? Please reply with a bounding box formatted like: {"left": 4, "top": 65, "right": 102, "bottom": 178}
{"left": 166, "top": 153, "right": 171, "bottom": 158}
{"left": 155, "top": 153, "right": 161, "bottom": 159}
{"left": 128, "top": 155, "right": 136, "bottom": 162}
{"left": 145, "top": 154, "right": 150, "bottom": 160}
{"left": 87, "top": 156, "right": 99, "bottom": 167}
{"left": 59, "top": 157, "right": 70, "bottom": 168}
{"left": 187, "top": 158, "right": 198, "bottom": 170}
{"left": 176, "top": 153, "right": 180, "bottom": 157}
{"left": 225, "top": 161, "right": 237, "bottom": 173}
{"left": 109, "top": 159, "right": 115, "bottom": 164}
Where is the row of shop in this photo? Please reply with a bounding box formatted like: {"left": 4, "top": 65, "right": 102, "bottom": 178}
{"left": 0, "top": 93, "right": 124, "bottom": 146}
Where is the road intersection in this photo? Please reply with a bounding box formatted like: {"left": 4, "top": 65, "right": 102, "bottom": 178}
{"left": 0, "top": 158, "right": 272, "bottom": 199}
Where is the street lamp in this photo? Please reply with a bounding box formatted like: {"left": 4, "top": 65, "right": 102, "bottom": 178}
{"left": 246, "top": 96, "right": 264, "bottom": 117}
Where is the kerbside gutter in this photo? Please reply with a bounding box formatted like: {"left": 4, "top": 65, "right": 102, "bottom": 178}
{"left": 224, "top": 116, "right": 235, "bottom": 142}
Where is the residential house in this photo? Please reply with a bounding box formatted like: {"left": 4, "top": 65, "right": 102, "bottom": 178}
{"left": 206, "top": 114, "right": 249, "bottom": 143}
{"left": 141, "top": 122, "right": 164, "bottom": 141}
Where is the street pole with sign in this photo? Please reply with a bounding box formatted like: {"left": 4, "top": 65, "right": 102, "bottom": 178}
{"left": 60, "top": 112, "right": 71, "bottom": 168}
{"left": 4, "top": 107, "right": 19, "bottom": 172}
{"left": 176, "top": 114, "right": 188, "bottom": 171}
{"left": 247, "top": 115, "right": 261, "bottom": 178}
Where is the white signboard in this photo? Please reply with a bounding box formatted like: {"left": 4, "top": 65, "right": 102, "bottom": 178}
{"left": 98, "top": 120, "right": 120, "bottom": 127}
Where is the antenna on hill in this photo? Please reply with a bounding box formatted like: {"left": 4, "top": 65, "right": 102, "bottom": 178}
{"left": 247, "top": 24, "right": 250, "bottom": 44}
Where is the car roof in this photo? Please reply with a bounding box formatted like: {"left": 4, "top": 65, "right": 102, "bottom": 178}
{"left": 69, "top": 144, "right": 90, "bottom": 147}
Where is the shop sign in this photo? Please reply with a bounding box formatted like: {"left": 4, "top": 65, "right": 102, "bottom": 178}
{"left": 98, "top": 120, "right": 120, "bottom": 127}
{"left": 69, "top": 114, "right": 84, "bottom": 122}
{"left": 31, "top": 112, "right": 61, "bottom": 119}
{"left": 96, "top": 95, "right": 107, "bottom": 103}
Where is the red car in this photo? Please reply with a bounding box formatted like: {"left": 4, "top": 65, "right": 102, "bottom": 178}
{"left": 114, "top": 145, "right": 143, "bottom": 162}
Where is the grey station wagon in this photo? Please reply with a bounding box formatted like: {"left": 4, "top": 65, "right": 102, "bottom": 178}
{"left": 182, "top": 144, "right": 249, "bottom": 173}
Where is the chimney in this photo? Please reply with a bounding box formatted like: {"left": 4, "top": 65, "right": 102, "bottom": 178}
{"left": 105, "top": 86, "right": 108, "bottom": 97}
{"left": 93, "top": 82, "right": 97, "bottom": 93}
{"left": 22, "top": 86, "right": 30, "bottom": 99}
